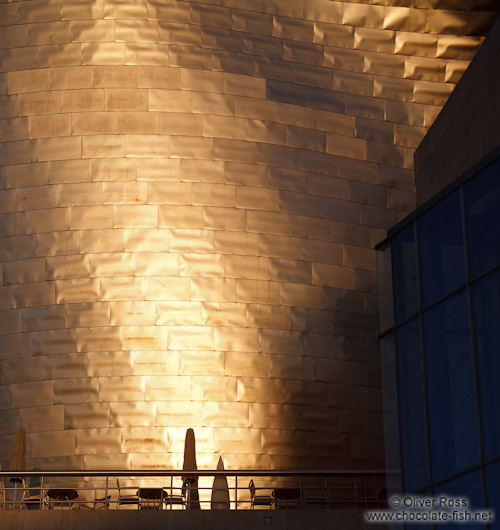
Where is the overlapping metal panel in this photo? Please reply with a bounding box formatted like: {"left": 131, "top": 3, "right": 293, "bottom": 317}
{"left": 0, "top": 0, "right": 498, "bottom": 471}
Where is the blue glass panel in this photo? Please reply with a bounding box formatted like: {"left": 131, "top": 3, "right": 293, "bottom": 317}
{"left": 485, "top": 461, "right": 500, "bottom": 530}
{"left": 396, "top": 319, "right": 428, "bottom": 493}
{"left": 434, "top": 470, "right": 485, "bottom": 529}
{"left": 391, "top": 224, "right": 418, "bottom": 323}
{"left": 465, "top": 157, "right": 500, "bottom": 278}
{"left": 418, "top": 191, "right": 466, "bottom": 306}
{"left": 471, "top": 269, "right": 500, "bottom": 460}
{"left": 380, "top": 334, "right": 400, "bottom": 476}
{"left": 423, "top": 291, "right": 479, "bottom": 482}
{"left": 378, "top": 245, "right": 395, "bottom": 332}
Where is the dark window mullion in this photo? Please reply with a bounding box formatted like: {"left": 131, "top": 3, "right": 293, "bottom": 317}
{"left": 414, "top": 218, "right": 433, "bottom": 496}
{"left": 462, "top": 183, "right": 489, "bottom": 519}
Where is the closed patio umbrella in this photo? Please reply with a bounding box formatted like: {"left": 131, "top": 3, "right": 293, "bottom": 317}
{"left": 9, "top": 427, "right": 25, "bottom": 474}
{"left": 211, "top": 456, "right": 230, "bottom": 510}
{"left": 0, "top": 461, "right": 4, "bottom": 507}
{"left": 9, "top": 427, "right": 25, "bottom": 507}
{"left": 182, "top": 428, "right": 200, "bottom": 509}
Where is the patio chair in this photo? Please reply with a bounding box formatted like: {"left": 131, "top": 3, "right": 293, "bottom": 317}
{"left": 116, "top": 479, "right": 140, "bottom": 509}
{"left": 249, "top": 480, "right": 273, "bottom": 509}
{"left": 94, "top": 494, "right": 111, "bottom": 510}
{"left": 22, "top": 477, "right": 47, "bottom": 510}
{"left": 8, "top": 478, "right": 24, "bottom": 509}
{"left": 352, "top": 480, "right": 381, "bottom": 508}
{"left": 80, "top": 489, "right": 111, "bottom": 510}
{"left": 273, "top": 486, "right": 301, "bottom": 509}
{"left": 304, "top": 479, "right": 328, "bottom": 507}
{"left": 162, "top": 482, "right": 186, "bottom": 510}
{"left": 0, "top": 477, "right": 6, "bottom": 509}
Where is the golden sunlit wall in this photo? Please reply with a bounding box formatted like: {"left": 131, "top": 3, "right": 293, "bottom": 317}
{"left": 0, "top": 0, "right": 498, "bottom": 471}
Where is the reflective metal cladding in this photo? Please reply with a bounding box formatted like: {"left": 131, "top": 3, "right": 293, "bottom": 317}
{"left": 0, "top": 1, "right": 498, "bottom": 471}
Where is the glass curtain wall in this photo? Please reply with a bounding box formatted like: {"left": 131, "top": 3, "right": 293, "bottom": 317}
{"left": 377, "top": 154, "right": 500, "bottom": 526}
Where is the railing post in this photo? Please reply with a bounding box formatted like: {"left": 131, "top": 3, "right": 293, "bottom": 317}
{"left": 170, "top": 474, "right": 173, "bottom": 510}
{"left": 105, "top": 475, "right": 109, "bottom": 510}
{"left": 299, "top": 476, "right": 302, "bottom": 509}
{"left": 234, "top": 475, "right": 237, "bottom": 510}
{"left": 40, "top": 474, "right": 44, "bottom": 510}
{"left": 364, "top": 475, "right": 368, "bottom": 508}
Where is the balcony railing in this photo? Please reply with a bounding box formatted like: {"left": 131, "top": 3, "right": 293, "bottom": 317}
{"left": 0, "top": 469, "right": 387, "bottom": 511}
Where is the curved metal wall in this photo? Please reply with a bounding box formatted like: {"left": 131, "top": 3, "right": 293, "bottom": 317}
{"left": 0, "top": 0, "right": 498, "bottom": 471}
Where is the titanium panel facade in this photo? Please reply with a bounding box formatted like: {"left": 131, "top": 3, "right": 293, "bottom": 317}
{"left": 0, "top": 0, "right": 499, "bottom": 472}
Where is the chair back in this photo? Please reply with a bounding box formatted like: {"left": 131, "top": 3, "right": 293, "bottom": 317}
{"left": 95, "top": 492, "right": 111, "bottom": 509}
{"left": 352, "top": 480, "right": 358, "bottom": 500}
{"left": 20, "top": 478, "right": 28, "bottom": 499}
{"left": 28, "top": 474, "right": 41, "bottom": 497}
{"left": 248, "top": 479, "right": 256, "bottom": 500}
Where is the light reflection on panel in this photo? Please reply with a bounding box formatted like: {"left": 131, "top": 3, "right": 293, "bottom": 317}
{"left": 0, "top": 0, "right": 498, "bottom": 472}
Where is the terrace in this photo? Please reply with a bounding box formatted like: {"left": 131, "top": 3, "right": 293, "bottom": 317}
{"left": 0, "top": 469, "right": 388, "bottom": 529}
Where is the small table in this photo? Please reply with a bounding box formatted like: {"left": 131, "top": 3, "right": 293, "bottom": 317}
{"left": 137, "top": 488, "right": 165, "bottom": 509}
{"left": 47, "top": 488, "right": 78, "bottom": 509}
{"left": 273, "top": 488, "right": 301, "bottom": 509}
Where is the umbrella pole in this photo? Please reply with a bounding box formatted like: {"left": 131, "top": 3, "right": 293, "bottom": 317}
{"left": 11, "top": 480, "right": 19, "bottom": 510}
{"left": 9, "top": 427, "right": 26, "bottom": 510}
{"left": 40, "top": 475, "right": 44, "bottom": 509}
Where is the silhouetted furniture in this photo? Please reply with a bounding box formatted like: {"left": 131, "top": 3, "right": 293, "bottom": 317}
{"left": 80, "top": 490, "right": 111, "bottom": 510}
{"left": 352, "top": 481, "right": 382, "bottom": 508}
{"left": 163, "top": 486, "right": 186, "bottom": 510}
{"left": 0, "top": 478, "right": 5, "bottom": 509}
{"left": 117, "top": 479, "right": 140, "bottom": 508}
{"left": 182, "top": 477, "right": 201, "bottom": 510}
{"left": 47, "top": 488, "right": 78, "bottom": 509}
{"left": 22, "top": 477, "right": 47, "bottom": 510}
{"left": 249, "top": 479, "right": 273, "bottom": 509}
{"left": 273, "top": 487, "right": 301, "bottom": 509}
{"left": 137, "top": 488, "right": 165, "bottom": 509}
{"left": 304, "top": 479, "right": 328, "bottom": 507}
{"left": 9, "top": 478, "right": 23, "bottom": 509}
{"left": 94, "top": 494, "right": 111, "bottom": 510}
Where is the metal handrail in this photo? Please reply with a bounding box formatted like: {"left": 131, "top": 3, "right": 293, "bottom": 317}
{"left": 0, "top": 469, "right": 390, "bottom": 511}
{"left": 0, "top": 469, "right": 388, "bottom": 477}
